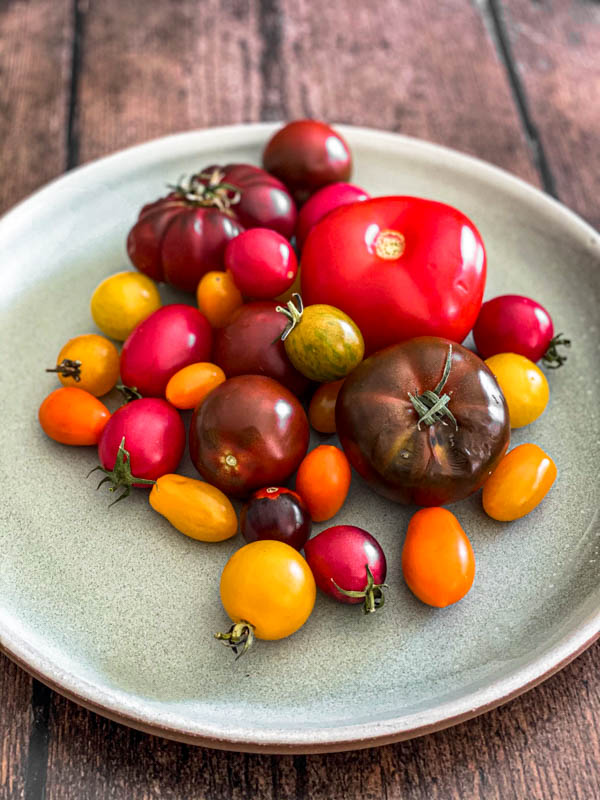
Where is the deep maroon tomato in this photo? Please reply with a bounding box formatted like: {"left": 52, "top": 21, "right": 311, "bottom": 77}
{"left": 127, "top": 164, "right": 296, "bottom": 292}
{"left": 336, "top": 337, "right": 510, "bottom": 506}
{"left": 473, "top": 294, "right": 570, "bottom": 368}
{"left": 304, "top": 525, "right": 387, "bottom": 613}
{"left": 295, "top": 182, "right": 369, "bottom": 250}
{"left": 120, "top": 304, "right": 212, "bottom": 398}
{"left": 240, "top": 487, "right": 312, "bottom": 549}
{"left": 262, "top": 120, "right": 352, "bottom": 205}
{"left": 301, "top": 197, "right": 486, "bottom": 355}
{"left": 213, "top": 301, "right": 310, "bottom": 396}
{"left": 225, "top": 228, "right": 298, "bottom": 299}
{"left": 95, "top": 398, "right": 185, "bottom": 499}
{"left": 189, "top": 375, "right": 310, "bottom": 497}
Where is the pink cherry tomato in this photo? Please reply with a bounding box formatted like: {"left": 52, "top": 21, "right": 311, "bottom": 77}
{"left": 120, "top": 304, "right": 213, "bottom": 397}
{"left": 224, "top": 228, "right": 298, "bottom": 299}
{"left": 473, "top": 294, "right": 570, "bottom": 368}
{"left": 295, "top": 182, "right": 370, "bottom": 250}
{"left": 304, "top": 525, "right": 387, "bottom": 613}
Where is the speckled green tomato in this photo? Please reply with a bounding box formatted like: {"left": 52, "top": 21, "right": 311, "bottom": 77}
{"left": 279, "top": 294, "right": 364, "bottom": 382}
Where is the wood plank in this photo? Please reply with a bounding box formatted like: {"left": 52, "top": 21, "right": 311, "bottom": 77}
{"left": 0, "top": 655, "right": 32, "bottom": 800}
{"left": 498, "top": 0, "right": 600, "bottom": 228}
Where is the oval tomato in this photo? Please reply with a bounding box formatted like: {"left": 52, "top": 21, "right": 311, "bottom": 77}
{"left": 485, "top": 353, "right": 549, "bottom": 428}
{"left": 482, "top": 443, "right": 557, "bottom": 521}
{"left": 165, "top": 362, "right": 226, "bottom": 410}
{"left": 39, "top": 387, "right": 110, "bottom": 446}
{"left": 295, "top": 445, "right": 351, "bottom": 522}
{"left": 301, "top": 197, "right": 486, "bottom": 354}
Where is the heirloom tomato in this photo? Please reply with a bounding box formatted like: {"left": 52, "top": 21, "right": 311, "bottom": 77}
{"left": 295, "top": 181, "right": 369, "bottom": 250}
{"left": 301, "top": 197, "right": 486, "bottom": 354}
{"left": 336, "top": 337, "right": 510, "bottom": 506}
{"left": 484, "top": 353, "right": 549, "bottom": 428}
{"left": 189, "top": 375, "right": 309, "bottom": 498}
{"left": 39, "top": 387, "right": 110, "bottom": 446}
{"left": 47, "top": 334, "right": 119, "bottom": 397}
{"left": 482, "top": 443, "right": 557, "bottom": 521}
{"left": 240, "top": 487, "right": 312, "bottom": 550}
{"left": 127, "top": 165, "right": 296, "bottom": 292}
{"left": 295, "top": 445, "right": 352, "bottom": 522}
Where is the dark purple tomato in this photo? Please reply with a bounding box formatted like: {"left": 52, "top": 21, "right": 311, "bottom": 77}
{"left": 295, "top": 182, "right": 369, "bottom": 250}
{"left": 240, "top": 487, "right": 312, "bottom": 549}
{"left": 304, "top": 525, "right": 387, "bottom": 613}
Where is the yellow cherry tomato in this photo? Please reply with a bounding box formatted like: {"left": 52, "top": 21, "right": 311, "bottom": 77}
{"left": 91, "top": 271, "right": 161, "bottom": 341}
{"left": 482, "top": 443, "right": 557, "bottom": 521}
{"left": 217, "top": 541, "right": 316, "bottom": 649}
{"left": 165, "top": 362, "right": 226, "bottom": 410}
{"left": 196, "top": 271, "right": 243, "bottom": 328}
{"left": 149, "top": 474, "right": 238, "bottom": 542}
{"left": 485, "top": 353, "right": 549, "bottom": 428}
{"left": 48, "top": 334, "right": 120, "bottom": 397}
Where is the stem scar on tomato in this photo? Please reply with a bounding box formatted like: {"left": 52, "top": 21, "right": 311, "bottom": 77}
{"left": 87, "top": 436, "right": 155, "bottom": 506}
{"left": 374, "top": 229, "right": 406, "bottom": 260}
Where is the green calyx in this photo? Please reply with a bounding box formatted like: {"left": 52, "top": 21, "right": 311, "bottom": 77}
{"left": 276, "top": 292, "right": 304, "bottom": 342}
{"left": 332, "top": 564, "right": 388, "bottom": 614}
{"left": 45, "top": 358, "right": 82, "bottom": 381}
{"left": 214, "top": 621, "right": 255, "bottom": 660}
{"left": 116, "top": 384, "right": 142, "bottom": 403}
{"left": 408, "top": 344, "right": 458, "bottom": 430}
{"left": 170, "top": 167, "right": 241, "bottom": 214}
{"left": 542, "top": 333, "right": 571, "bottom": 369}
{"left": 87, "top": 436, "right": 155, "bottom": 506}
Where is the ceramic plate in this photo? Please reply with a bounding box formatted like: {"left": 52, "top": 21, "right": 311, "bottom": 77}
{"left": 1, "top": 124, "right": 599, "bottom": 753}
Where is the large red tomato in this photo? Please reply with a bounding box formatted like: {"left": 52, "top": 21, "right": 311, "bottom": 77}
{"left": 301, "top": 197, "right": 486, "bottom": 354}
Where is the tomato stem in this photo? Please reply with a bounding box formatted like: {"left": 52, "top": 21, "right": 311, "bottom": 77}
{"left": 170, "top": 168, "right": 242, "bottom": 214}
{"left": 408, "top": 345, "right": 458, "bottom": 430}
{"left": 214, "top": 621, "right": 255, "bottom": 659}
{"left": 45, "top": 358, "right": 82, "bottom": 381}
{"left": 331, "top": 564, "right": 388, "bottom": 614}
{"left": 87, "top": 436, "right": 156, "bottom": 506}
{"left": 276, "top": 293, "right": 304, "bottom": 341}
{"left": 542, "top": 333, "right": 571, "bottom": 369}
{"left": 116, "top": 384, "right": 143, "bottom": 403}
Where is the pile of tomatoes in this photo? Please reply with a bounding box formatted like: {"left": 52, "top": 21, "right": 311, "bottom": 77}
{"left": 38, "top": 120, "right": 568, "bottom": 657}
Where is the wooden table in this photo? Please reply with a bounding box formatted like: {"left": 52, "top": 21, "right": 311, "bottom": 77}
{"left": 1, "top": 1, "right": 599, "bottom": 797}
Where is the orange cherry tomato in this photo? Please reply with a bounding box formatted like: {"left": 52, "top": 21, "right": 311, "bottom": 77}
{"left": 196, "top": 270, "right": 243, "bottom": 328}
{"left": 295, "top": 444, "right": 351, "bottom": 522}
{"left": 482, "top": 443, "right": 557, "bottom": 521}
{"left": 38, "top": 387, "right": 110, "bottom": 445}
{"left": 308, "top": 379, "right": 344, "bottom": 434}
{"left": 165, "top": 362, "right": 226, "bottom": 410}
{"left": 48, "top": 333, "right": 120, "bottom": 397}
{"left": 402, "top": 508, "right": 475, "bottom": 608}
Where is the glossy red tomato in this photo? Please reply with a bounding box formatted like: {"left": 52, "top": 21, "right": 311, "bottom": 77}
{"left": 120, "top": 304, "right": 212, "bottom": 398}
{"left": 295, "top": 182, "right": 369, "bottom": 250}
{"left": 212, "top": 301, "right": 310, "bottom": 396}
{"left": 189, "top": 375, "right": 310, "bottom": 497}
{"left": 240, "top": 487, "right": 312, "bottom": 550}
{"left": 301, "top": 197, "right": 486, "bottom": 354}
{"left": 127, "top": 164, "right": 296, "bottom": 292}
{"left": 225, "top": 228, "right": 298, "bottom": 299}
{"left": 262, "top": 120, "right": 352, "bottom": 205}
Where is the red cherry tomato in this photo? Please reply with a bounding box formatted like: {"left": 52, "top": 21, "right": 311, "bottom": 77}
{"left": 301, "top": 197, "right": 486, "bottom": 354}
{"left": 473, "top": 294, "right": 570, "bottom": 368}
{"left": 225, "top": 228, "right": 298, "bottom": 299}
{"left": 304, "top": 525, "right": 387, "bottom": 613}
{"left": 295, "top": 182, "right": 369, "bottom": 250}
{"left": 189, "top": 375, "right": 310, "bottom": 497}
{"left": 262, "top": 120, "right": 352, "bottom": 205}
{"left": 120, "top": 304, "right": 212, "bottom": 398}
{"left": 240, "top": 487, "right": 312, "bottom": 550}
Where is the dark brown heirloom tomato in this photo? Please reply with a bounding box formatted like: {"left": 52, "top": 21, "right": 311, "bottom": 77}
{"left": 336, "top": 337, "right": 510, "bottom": 507}
{"left": 240, "top": 487, "right": 312, "bottom": 550}
{"left": 127, "top": 165, "right": 296, "bottom": 293}
{"left": 189, "top": 375, "right": 310, "bottom": 498}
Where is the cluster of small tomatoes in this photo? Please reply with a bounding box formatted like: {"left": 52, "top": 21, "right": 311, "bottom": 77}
{"left": 38, "top": 120, "right": 568, "bottom": 657}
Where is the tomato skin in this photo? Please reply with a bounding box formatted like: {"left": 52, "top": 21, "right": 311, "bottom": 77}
{"left": 39, "top": 387, "right": 110, "bottom": 446}
{"left": 485, "top": 353, "right": 549, "bottom": 428}
{"left": 482, "top": 443, "right": 557, "bottom": 521}
{"left": 240, "top": 487, "right": 312, "bottom": 550}
{"left": 149, "top": 474, "right": 238, "bottom": 541}
{"left": 301, "top": 197, "right": 486, "bottom": 354}
{"left": 165, "top": 362, "right": 226, "bottom": 410}
{"left": 196, "top": 270, "right": 243, "bottom": 328}
{"left": 90, "top": 271, "right": 162, "bottom": 341}
{"left": 98, "top": 398, "right": 185, "bottom": 486}
{"left": 52, "top": 334, "right": 120, "bottom": 397}
{"left": 308, "top": 379, "right": 344, "bottom": 433}
{"left": 189, "top": 375, "right": 310, "bottom": 498}
{"left": 120, "top": 304, "right": 213, "bottom": 398}
{"left": 296, "top": 445, "right": 351, "bottom": 522}
{"left": 402, "top": 508, "right": 475, "bottom": 608}
{"left": 219, "top": 540, "right": 316, "bottom": 640}
{"left": 295, "top": 182, "right": 369, "bottom": 250}
{"left": 225, "top": 228, "right": 298, "bottom": 299}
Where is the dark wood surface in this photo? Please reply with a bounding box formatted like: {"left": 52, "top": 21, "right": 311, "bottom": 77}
{"left": 1, "top": 1, "right": 599, "bottom": 797}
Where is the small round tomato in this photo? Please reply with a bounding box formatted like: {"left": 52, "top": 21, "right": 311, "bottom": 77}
{"left": 165, "top": 362, "right": 226, "bottom": 410}
{"left": 308, "top": 379, "right": 344, "bottom": 434}
{"left": 38, "top": 387, "right": 110, "bottom": 445}
{"left": 402, "top": 508, "right": 475, "bottom": 608}
{"left": 482, "top": 443, "right": 557, "bottom": 521}
{"left": 47, "top": 334, "right": 120, "bottom": 397}
{"left": 216, "top": 540, "right": 316, "bottom": 656}
{"left": 240, "top": 487, "right": 312, "bottom": 550}
{"left": 225, "top": 228, "right": 298, "bottom": 299}
{"left": 196, "top": 270, "right": 243, "bottom": 328}
{"left": 296, "top": 444, "right": 351, "bottom": 522}
{"left": 485, "top": 353, "right": 549, "bottom": 428}
{"left": 149, "top": 474, "right": 238, "bottom": 541}
{"left": 90, "top": 271, "right": 161, "bottom": 341}
{"left": 295, "top": 182, "right": 369, "bottom": 250}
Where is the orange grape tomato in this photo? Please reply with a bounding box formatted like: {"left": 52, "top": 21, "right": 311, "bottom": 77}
{"left": 402, "top": 507, "right": 475, "bottom": 608}
{"left": 308, "top": 379, "right": 345, "bottom": 434}
{"left": 295, "top": 444, "right": 351, "bottom": 522}
{"left": 482, "top": 443, "right": 557, "bottom": 521}
{"left": 38, "top": 387, "right": 110, "bottom": 445}
{"left": 49, "top": 334, "right": 120, "bottom": 397}
{"left": 165, "top": 362, "right": 226, "bottom": 410}
{"left": 196, "top": 270, "right": 243, "bottom": 328}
